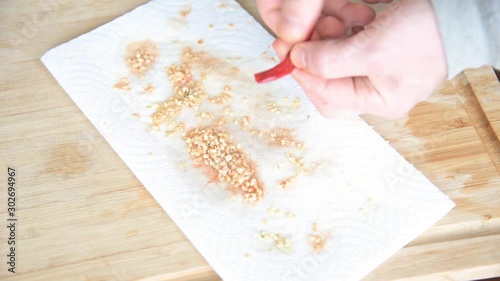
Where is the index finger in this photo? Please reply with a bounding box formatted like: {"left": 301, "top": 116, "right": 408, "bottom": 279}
{"left": 256, "top": 0, "right": 282, "bottom": 34}
{"left": 257, "top": 0, "right": 323, "bottom": 44}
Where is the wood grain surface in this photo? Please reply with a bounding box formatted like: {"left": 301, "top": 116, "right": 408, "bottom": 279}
{"left": 1, "top": 1, "right": 499, "bottom": 280}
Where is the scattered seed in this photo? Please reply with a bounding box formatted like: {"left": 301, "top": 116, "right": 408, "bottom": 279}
{"left": 198, "top": 111, "right": 214, "bottom": 120}
{"left": 213, "top": 117, "right": 227, "bottom": 126}
{"left": 260, "top": 231, "right": 292, "bottom": 255}
{"left": 114, "top": 78, "right": 131, "bottom": 91}
{"left": 268, "top": 128, "right": 303, "bottom": 149}
{"left": 310, "top": 234, "right": 326, "bottom": 253}
{"left": 267, "top": 102, "right": 281, "bottom": 114}
{"left": 142, "top": 83, "right": 155, "bottom": 94}
{"left": 180, "top": 6, "right": 192, "bottom": 17}
{"left": 166, "top": 122, "right": 186, "bottom": 137}
{"left": 223, "top": 106, "right": 234, "bottom": 116}
{"left": 312, "top": 223, "right": 318, "bottom": 232}
{"left": 241, "top": 116, "right": 249, "bottom": 130}
{"left": 266, "top": 206, "right": 281, "bottom": 216}
{"left": 208, "top": 86, "right": 232, "bottom": 105}
{"left": 310, "top": 223, "right": 328, "bottom": 253}
{"left": 230, "top": 67, "right": 239, "bottom": 75}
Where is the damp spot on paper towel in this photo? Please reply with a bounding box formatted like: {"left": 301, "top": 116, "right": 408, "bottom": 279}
{"left": 125, "top": 40, "right": 159, "bottom": 76}
{"left": 45, "top": 143, "right": 89, "bottom": 177}
{"left": 184, "top": 127, "right": 265, "bottom": 202}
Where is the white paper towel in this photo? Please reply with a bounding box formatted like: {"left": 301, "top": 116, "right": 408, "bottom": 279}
{"left": 41, "top": 1, "right": 454, "bottom": 280}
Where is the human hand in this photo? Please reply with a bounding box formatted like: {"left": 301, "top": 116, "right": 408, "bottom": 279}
{"left": 258, "top": 0, "right": 448, "bottom": 118}
{"left": 256, "top": 0, "right": 387, "bottom": 44}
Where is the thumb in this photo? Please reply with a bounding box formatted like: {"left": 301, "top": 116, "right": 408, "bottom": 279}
{"left": 290, "top": 37, "right": 373, "bottom": 79}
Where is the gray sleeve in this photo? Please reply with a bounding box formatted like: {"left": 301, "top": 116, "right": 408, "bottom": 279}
{"left": 431, "top": 0, "right": 499, "bottom": 79}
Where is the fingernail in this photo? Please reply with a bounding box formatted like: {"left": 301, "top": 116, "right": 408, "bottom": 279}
{"left": 351, "top": 26, "right": 365, "bottom": 34}
{"left": 291, "top": 47, "right": 305, "bottom": 68}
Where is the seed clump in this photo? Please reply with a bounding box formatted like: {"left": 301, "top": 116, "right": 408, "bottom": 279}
{"left": 125, "top": 40, "right": 159, "bottom": 75}
{"left": 185, "top": 127, "right": 264, "bottom": 202}
{"left": 152, "top": 64, "right": 206, "bottom": 127}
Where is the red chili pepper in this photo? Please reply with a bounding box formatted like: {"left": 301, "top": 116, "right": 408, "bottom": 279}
{"left": 254, "top": 30, "right": 314, "bottom": 84}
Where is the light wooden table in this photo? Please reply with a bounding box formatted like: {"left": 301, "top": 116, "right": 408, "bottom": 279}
{"left": 1, "top": 1, "right": 499, "bottom": 280}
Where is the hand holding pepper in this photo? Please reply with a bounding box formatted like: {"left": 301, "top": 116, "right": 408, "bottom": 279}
{"left": 256, "top": 0, "right": 447, "bottom": 119}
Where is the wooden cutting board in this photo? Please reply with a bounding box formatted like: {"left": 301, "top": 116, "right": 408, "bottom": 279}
{"left": 1, "top": 1, "right": 499, "bottom": 280}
